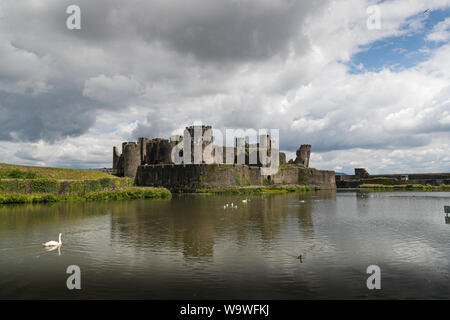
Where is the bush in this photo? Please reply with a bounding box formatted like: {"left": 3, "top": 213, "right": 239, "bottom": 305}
{"left": 85, "top": 179, "right": 102, "bottom": 192}
{"left": 0, "top": 180, "right": 28, "bottom": 193}
{"left": 0, "top": 187, "right": 171, "bottom": 204}
{"left": 68, "top": 181, "right": 84, "bottom": 193}
{"left": 236, "top": 173, "right": 244, "bottom": 186}
{"left": 99, "top": 178, "right": 112, "bottom": 189}
{"left": 0, "top": 177, "right": 132, "bottom": 195}
{"left": 30, "top": 179, "right": 61, "bottom": 193}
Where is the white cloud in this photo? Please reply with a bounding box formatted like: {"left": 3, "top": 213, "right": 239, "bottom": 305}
{"left": 426, "top": 17, "right": 450, "bottom": 42}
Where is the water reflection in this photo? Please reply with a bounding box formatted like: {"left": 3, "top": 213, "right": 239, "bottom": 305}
{"left": 1, "top": 190, "right": 449, "bottom": 300}
{"left": 107, "top": 191, "right": 336, "bottom": 260}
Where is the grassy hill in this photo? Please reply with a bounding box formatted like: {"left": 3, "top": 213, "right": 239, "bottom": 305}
{"left": 0, "top": 163, "right": 112, "bottom": 180}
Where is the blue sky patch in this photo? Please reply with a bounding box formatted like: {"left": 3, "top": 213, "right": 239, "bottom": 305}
{"left": 347, "top": 8, "right": 450, "bottom": 74}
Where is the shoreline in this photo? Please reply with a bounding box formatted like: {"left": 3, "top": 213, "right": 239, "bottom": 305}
{"left": 0, "top": 187, "right": 171, "bottom": 204}
{"left": 337, "top": 184, "right": 450, "bottom": 191}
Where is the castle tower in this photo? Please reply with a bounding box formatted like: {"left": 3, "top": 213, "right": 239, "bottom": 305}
{"left": 122, "top": 142, "right": 141, "bottom": 180}
{"left": 294, "top": 145, "right": 311, "bottom": 168}
{"left": 145, "top": 138, "right": 172, "bottom": 164}
{"left": 355, "top": 168, "right": 369, "bottom": 178}
{"left": 234, "top": 137, "right": 247, "bottom": 165}
{"left": 186, "top": 125, "right": 213, "bottom": 164}
{"left": 137, "top": 137, "right": 149, "bottom": 165}
{"left": 113, "top": 147, "right": 121, "bottom": 170}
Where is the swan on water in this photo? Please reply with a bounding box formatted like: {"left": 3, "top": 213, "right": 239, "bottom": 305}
{"left": 42, "top": 233, "right": 62, "bottom": 247}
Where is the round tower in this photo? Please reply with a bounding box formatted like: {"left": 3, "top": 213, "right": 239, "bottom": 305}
{"left": 123, "top": 142, "right": 140, "bottom": 180}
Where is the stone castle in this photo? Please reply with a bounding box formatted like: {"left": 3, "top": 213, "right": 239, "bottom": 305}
{"left": 113, "top": 125, "right": 335, "bottom": 191}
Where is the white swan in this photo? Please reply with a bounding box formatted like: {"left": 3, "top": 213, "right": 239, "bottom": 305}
{"left": 42, "top": 233, "right": 62, "bottom": 247}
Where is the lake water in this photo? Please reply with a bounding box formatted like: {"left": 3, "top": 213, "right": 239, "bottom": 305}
{"left": 0, "top": 191, "right": 449, "bottom": 299}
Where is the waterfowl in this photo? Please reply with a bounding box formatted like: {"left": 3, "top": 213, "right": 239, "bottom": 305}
{"left": 297, "top": 255, "right": 303, "bottom": 263}
{"left": 242, "top": 199, "right": 247, "bottom": 203}
{"left": 42, "top": 233, "right": 62, "bottom": 247}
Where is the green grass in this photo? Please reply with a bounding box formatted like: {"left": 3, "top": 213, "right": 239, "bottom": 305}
{"left": 0, "top": 177, "right": 132, "bottom": 194}
{"left": 0, "top": 163, "right": 112, "bottom": 180}
{"left": 360, "top": 184, "right": 450, "bottom": 191}
{"left": 194, "top": 184, "right": 318, "bottom": 195}
{"left": 0, "top": 187, "right": 171, "bottom": 204}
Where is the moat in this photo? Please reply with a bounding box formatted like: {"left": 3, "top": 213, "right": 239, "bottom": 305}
{"left": 0, "top": 191, "right": 449, "bottom": 299}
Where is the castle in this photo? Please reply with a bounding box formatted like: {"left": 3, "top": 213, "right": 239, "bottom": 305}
{"left": 113, "top": 125, "right": 335, "bottom": 191}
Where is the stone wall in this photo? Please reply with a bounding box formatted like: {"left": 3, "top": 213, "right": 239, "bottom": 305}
{"left": 136, "top": 164, "right": 335, "bottom": 191}
{"left": 272, "top": 167, "right": 298, "bottom": 185}
{"left": 336, "top": 170, "right": 450, "bottom": 188}
{"left": 272, "top": 167, "right": 336, "bottom": 189}
{"left": 135, "top": 164, "right": 262, "bottom": 191}
{"left": 298, "top": 168, "right": 336, "bottom": 189}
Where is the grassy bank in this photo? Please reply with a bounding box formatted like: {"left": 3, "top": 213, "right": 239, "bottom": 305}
{"left": 194, "top": 184, "right": 318, "bottom": 195}
{"left": 0, "top": 177, "right": 133, "bottom": 194}
{"left": 0, "top": 163, "right": 112, "bottom": 180}
{"left": 0, "top": 163, "right": 174, "bottom": 204}
{"left": 0, "top": 187, "right": 171, "bottom": 204}
{"left": 360, "top": 184, "right": 450, "bottom": 191}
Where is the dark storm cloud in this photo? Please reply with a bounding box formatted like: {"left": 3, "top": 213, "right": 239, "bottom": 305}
{"left": 0, "top": 89, "right": 96, "bottom": 142}
{"left": 0, "top": 0, "right": 326, "bottom": 143}
{"left": 132, "top": 0, "right": 322, "bottom": 63}
{"left": 53, "top": 0, "right": 324, "bottom": 62}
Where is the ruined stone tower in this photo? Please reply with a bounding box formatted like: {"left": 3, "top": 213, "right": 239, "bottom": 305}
{"left": 145, "top": 138, "right": 172, "bottom": 164}
{"left": 294, "top": 144, "right": 311, "bottom": 168}
{"left": 354, "top": 168, "right": 370, "bottom": 178}
{"left": 122, "top": 142, "right": 141, "bottom": 180}
{"left": 186, "top": 125, "right": 213, "bottom": 164}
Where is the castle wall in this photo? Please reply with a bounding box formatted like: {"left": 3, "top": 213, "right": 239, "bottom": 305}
{"left": 135, "top": 164, "right": 262, "bottom": 191}
{"left": 298, "top": 168, "right": 336, "bottom": 189}
{"left": 336, "top": 170, "right": 450, "bottom": 188}
{"left": 272, "top": 167, "right": 298, "bottom": 185}
{"left": 272, "top": 167, "right": 336, "bottom": 189}
{"left": 136, "top": 164, "right": 335, "bottom": 191}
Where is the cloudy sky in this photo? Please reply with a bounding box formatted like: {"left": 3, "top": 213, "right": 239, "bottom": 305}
{"left": 0, "top": 0, "right": 449, "bottom": 174}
